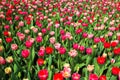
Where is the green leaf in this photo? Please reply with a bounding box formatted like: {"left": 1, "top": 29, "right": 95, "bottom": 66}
{"left": 82, "top": 68, "right": 88, "bottom": 79}
{"left": 113, "top": 62, "right": 120, "bottom": 66}
{"left": 93, "top": 58, "right": 100, "bottom": 76}
{"left": 86, "top": 56, "right": 91, "bottom": 65}
{"left": 106, "top": 67, "right": 112, "bottom": 77}
{"left": 48, "top": 70, "right": 52, "bottom": 80}
{"left": 11, "top": 73, "right": 17, "bottom": 80}
{"left": 14, "top": 64, "right": 18, "bottom": 74}
{"left": 99, "top": 66, "right": 107, "bottom": 76}
{"left": 28, "top": 72, "right": 31, "bottom": 80}
{"left": 110, "top": 75, "right": 117, "bottom": 80}
{"left": 74, "top": 63, "right": 85, "bottom": 72}
{"left": 31, "top": 47, "right": 35, "bottom": 62}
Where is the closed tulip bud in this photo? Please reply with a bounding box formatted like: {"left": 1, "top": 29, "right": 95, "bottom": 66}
{"left": 105, "top": 34, "right": 108, "bottom": 38}
{"left": 69, "top": 36, "right": 73, "bottom": 40}
{"left": 38, "top": 32, "right": 42, "bottom": 36}
{"left": 102, "top": 53, "right": 107, "bottom": 58}
{"left": 8, "top": 32, "right": 11, "bottom": 36}
{"left": 93, "top": 45, "right": 97, "bottom": 48}
{"left": 24, "top": 29, "right": 30, "bottom": 34}
{"left": 111, "top": 59, "right": 115, "bottom": 64}
{"left": 23, "top": 78, "right": 29, "bottom": 80}
{"left": 4, "top": 67, "right": 12, "bottom": 74}
{"left": 30, "top": 26, "right": 34, "bottom": 29}
{"left": 64, "top": 63, "right": 70, "bottom": 68}
{"left": 0, "top": 45, "right": 4, "bottom": 52}
{"left": 108, "top": 52, "right": 112, "bottom": 56}
{"left": 0, "top": 38, "right": 2, "bottom": 44}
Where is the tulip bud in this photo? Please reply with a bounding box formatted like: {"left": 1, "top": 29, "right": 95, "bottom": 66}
{"left": 102, "top": 53, "right": 107, "bottom": 58}
{"left": 23, "top": 78, "right": 29, "bottom": 80}
{"left": 38, "top": 32, "right": 42, "bottom": 36}
{"left": 30, "top": 26, "right": 34, "bottom": 29}
{"left": 8, "top": 32, "right": 11, "bottom": 36}
{"left": 93, "top": 45, "right": 97, "bottom": 48}
{"left": 0, "top": 38, "right": 2, "bottom": 44}
{"left": 111, "top": 59, "right": 115, "bottom": 64}
{"left": 24, "top": 29, "right": 30, "bottom": 34}
{"left": 0, "top": 45, "right": 4, "bottom": 53}
{"left": 108, "top": 52, "right": 112, "bottom": 56}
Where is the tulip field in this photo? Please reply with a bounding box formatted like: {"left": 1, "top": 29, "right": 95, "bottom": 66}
{"left": 0, "top": 0, "right": 120, "bottom": 80}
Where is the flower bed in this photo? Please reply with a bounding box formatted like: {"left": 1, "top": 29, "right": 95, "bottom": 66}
{"left": 0, "top": 0, "right": 120, "bottom": 80}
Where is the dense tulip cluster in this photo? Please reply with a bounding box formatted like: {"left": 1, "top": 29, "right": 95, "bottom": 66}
{"left": 0, "top": 0, "right": 120, "bottom": 80}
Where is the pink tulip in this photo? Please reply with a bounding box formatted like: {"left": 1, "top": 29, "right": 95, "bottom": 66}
{"left": 32, "top": 28, "right": 38, "bottom": 33}
{"left": 25, "top": 40, "right": 33, "bottom": 48}
{"left": 73, "top": 43, "right": 79, "bottom": 50}
{"left": 36, "top": 36, "right": 43, "bottom": 43}
{"left": 75, "top": 28, "right": 83, "bottom": 34}
{"left": 49, "top": 37, "right": 56, "bottom": 44}
{"left": 0, "top": 56, "right": 6, "bottom": 65}
{"left": 17, "top": 32, "right": 25, "bottom": 41}
{"left": 41, "top": 28, "right": 47, "bottom": 34}
{"left": 88, "top": 34, "right": 94, "bottom": 39}
{"left": 86, "top": 48, "right": 92, "bottom": 55}
{"left": 61, "top": 67, "right": 71, "bottom": 78}
{"left": 21, "top": 49, "right": 30, "bottom": 58}
{"left": 49, "top": 31, "right": 55, "bottom": 36}
{"left": 89, "top": 74, "right": 98, "bottom": 80}
{"left": 4, "top": 25, "right": 10, "bottom": 30}
{"left": 11, "top": 44, "right": 18, "bottom": 50}
{"left": 82, "top": 32, "right": 88, "bottom": 38}
{"left": 54, "top": 43, "right": 61, "bottom": 50}
{"left": 94, "top": 37, "right": 100, "bottom": 43}
{"left": 72, "top": 73, "right": 81, "bottom": 80}
{"left": 82, "top": 23, "right": 88, "bottom": 27}
{"left": 61, "top": 35, "right": 67, "bottom": 40}
{"left": 65, "top": 32, "right": 71, "bottom": 39}
{"left": 68, "top": 49, "right": 78, "bottom": 57}
{"left": 38, "top": 49, "right": 45, "bottom": 57}
{"left": 60, "top": 30, "right": 65, "bottom": 35}
{"left": 55, "top": 23, "right": 60, "bottom": 28}
{"left": 58, "top": 47, "right": 66, "bottom": 54}
{"left": 79, "top": 46, "right": 85, "bottom": 52}
{"left": 108, "top": 32, "right": 113, "bottom": 37}
{"left": 18, "top": 21, "right": 24, "bottom": 27}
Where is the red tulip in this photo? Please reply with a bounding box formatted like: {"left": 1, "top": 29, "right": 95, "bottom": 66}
{"left": 99, "top": 75, "right": 106, "bottom": 80}
{"left": 37, "top": 58, "right": 44, "bottom": 66}
{"left": 53, "top": 73, "right": 64, "bottom": 80}
{"left": 103, "top": 42, "right": 111, "bottom": 48}
{"left": 6, "top": 37, "right": 12, "bottom": 43}
{"left": 97, "top": 56, "right": 106, "bottom": 64}
{"left": 100, "top": 37, "right": 106, "bottom": 43}
{"left": 38, "top": 69, "right": 48, "bottom": 80}
{"left": 45, "top": 47, "right": 53, "bottom": 54}
{"left": 3, "top": 31, "right": 9, "bottom": 36}
{"left": 111, "top": 41, "right": 117, "bottom": 47}
{"left": 112, "top": 67, "right": 120, "bottom": 75}
{"left": 113, "top": 48, "right": 120, "bottom": 55}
